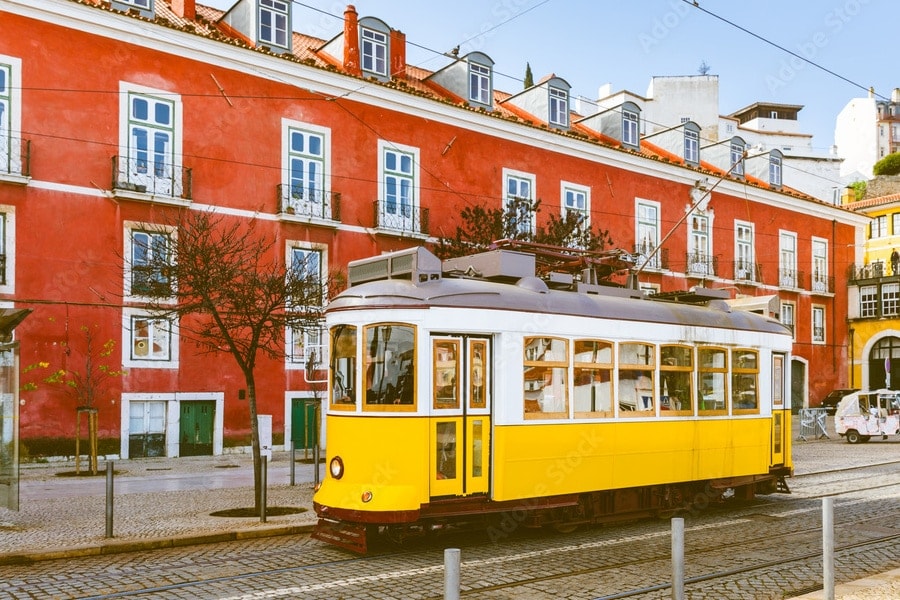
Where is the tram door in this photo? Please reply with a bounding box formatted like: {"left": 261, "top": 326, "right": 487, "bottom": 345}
{"left": 429, "top": 336, "right": 491, "bottom": 498}
{"left": 771, "top": 353, "right": 787, "bottom": 466}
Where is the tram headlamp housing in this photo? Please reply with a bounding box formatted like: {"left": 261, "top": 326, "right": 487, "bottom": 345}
{"left": 361, "top": 490, "right": 373, "bottom": 503}
{"left": 329, "top": 456, "right": 344, "bottom": 479}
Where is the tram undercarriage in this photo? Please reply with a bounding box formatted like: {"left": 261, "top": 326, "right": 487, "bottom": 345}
{"left": 312, "top": 469, "right": 791, "bottom": 553}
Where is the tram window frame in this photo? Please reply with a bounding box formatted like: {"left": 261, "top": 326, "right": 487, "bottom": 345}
{"left": 698, "top": 347, "right": 728, "bottom": 415}
{"left": 523, "top": 336, "right": 569, "bottom": 420}
{"left": 573, "top": 339, "right": 614, "bottom": 418}
{"left": 363, "top": 323, "right": 417, "bottom": 412}
{"left": 329, "top": 324, "right": 358, "bottom": 410}
{"left": 731, "top": 349, "right": 760, "bottom": 414}
{"left": 469, "top": 339, "right": 488, "bottom": 410}
{"left": 432, "top": 338, "right": 461, "bottom": 410}
{"left": 660, "top": 345, "right": 694, "bottom": 416}
{"left": 618, "top": 342, "right": 656, "bottom": 416}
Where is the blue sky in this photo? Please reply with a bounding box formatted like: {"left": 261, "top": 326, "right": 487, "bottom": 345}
{"left": 204, "top": 0, "right": 893, "bottom": 152}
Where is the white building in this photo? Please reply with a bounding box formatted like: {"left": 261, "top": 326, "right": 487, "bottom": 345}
{"left": 835, "top": 88, "right": 900, "bottom": 180}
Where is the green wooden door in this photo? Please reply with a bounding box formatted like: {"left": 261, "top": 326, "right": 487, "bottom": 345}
{"left": 180, "top": 401, "right": 214, "bottom": 456}
{"left": 291, "top": 398, "right": 318, "bottom": 450}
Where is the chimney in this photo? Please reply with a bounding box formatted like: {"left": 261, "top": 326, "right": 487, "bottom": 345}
{"left": 390, "top": 29, "right": 406, "bottom": 79}
{"left": 343, "top": 5, "right": 361, "bottom": 76}
{"left": 171, "top": 0, "right": 196, "bottom": 20}
{"left": 893, "top": 88, "right": 900, "bottom": 103}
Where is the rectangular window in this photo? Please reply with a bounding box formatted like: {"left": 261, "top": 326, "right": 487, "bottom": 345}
{"left": 504, "top": 169, "right": 535, "bottom": 236}
{"left": 636, "top": 200, "right": 660, "bottom": 269}
{"left": 688, "top": 214, "right": 712, "bottom": 275}
{"left": 130, "top": 229, "right": 171, "bottom": 297}
{"left": 524, "top": 337, "right": 568, "bottom": 418}
{"left": 732, "top": 349, "right": 759, "bottom": 413}
{"left": 364, "top": 324, "right": 415, "bottom": 409}
{"left": 361, "top": 28, "right": 388, "bottom": 76}
{"left": 561, "top": 182, "right": 589, "bottom": 227}
{"left": 259, "top": 0, "right": 290, "bottom": 48}
{"left": 282, "top": 120, "right": 331, "bottom": 219}
{"left": 330, "top": 325, "right": 357, "bottom": 408}
{"left": 698, "top": 347, "right": 727, "bottom": 413}
{"left": 871, "top": 215, "right": 887, "bottom": 238}
{"left": 730, "top": 142, "right": 745, "bottom": 176}
{"left": 120, "top": 85, "right": 182, "bottom": 198}
{"left": 469, "top": 62, "right": 491, "bottom": 105}
{"left": 781, "top": 302, "right": 795, "bottom": 338}
{"left": 124, "top": 312, "right": 177, "bottom": 368}
{"left": 548, "top": 87, "right": 568, "bottom": 127}
{"left": 769, "top": 155, "right": 782, "bottom": 186}
{"left": 290, "top": 246, "right": 323, "bottom": 307}
{"left": 619, "top": 342, "right": 655, "bottom": 415}
{"left": 812, "top": 238, "right": 828, "bottom": 292}
{"left": 660, "top": 345, "right": 693, "bottom": 415}
{"left": 883, "top": 282, "right": 900, "bottom": 316}
{"left": 735, "top": 221, "right": 755, "bottom": 281}
{"left": 0, "top": 212, "right": 6, "bottom": 286}
{"left": 379, "top": 144, "right": 420, "bottom": 232}
{"left": 779, "top": 231, "right": 797, "bottom": 288}
{"left": 893, "top": 213, "right": 900, "bottom": 235}
{"left": 684, "top": 129, "right": 699, "bottom": 164}
{"left": 573, "top": 340, "right": 613, "bottom": 418}
{"left": 812, "top": 306, "right": 826, "bottom": 343}
{"left": 289, "top": 324, "right": 325, "bottom": 368}
{"left": 860, "top": 285, "right": 878, "bottom": 318}
{"left": 433, "top": 339, "right": 460, "bottom": 409}
{"left": 0, "top": 62, "right": 12, "bottom": 175}
{"left": 623, "top": 110, "right": 639, "bottom": 147}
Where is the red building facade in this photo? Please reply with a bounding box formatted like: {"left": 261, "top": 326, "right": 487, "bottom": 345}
{"left": 1, "top": 0, "right": 865, "bottom": 458}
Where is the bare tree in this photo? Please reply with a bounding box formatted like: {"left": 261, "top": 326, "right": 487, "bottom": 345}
{"left": 133, "top": 209, "right": 328, "bottom": 511}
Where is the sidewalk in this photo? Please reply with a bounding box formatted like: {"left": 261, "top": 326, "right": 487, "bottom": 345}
{"left": 1, "top": 422, "right": 897, "bottom": 599}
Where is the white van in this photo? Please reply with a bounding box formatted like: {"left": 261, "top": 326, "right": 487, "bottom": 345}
{"left": 834, "top": 389, "right": 900, "bottom": 444}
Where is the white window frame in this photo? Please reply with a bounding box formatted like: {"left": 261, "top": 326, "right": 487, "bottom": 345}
{"left": 122, "top": 308, "right": 179, "bottom": 369}
{"left": 282, "top": 119, "right": 331, "bottom": 217}
{"left": 684, "top": 129, "right": 699, "bottom": 164}
{"left": 0, "top": 55, "right": 23, "bottom": 180}
{"left": 560, "top": 181, "right": 589, "bottom": 227}
{"left": 118, "top": 82, "right": 183, "bottom": 199}
{"left": 769, "top": 154, "right": 783, "bottom": 187}
{"left": 636, "top": 198, "right": 661, "bottom": 270}
{"left": 780, "top": 301, "right": 795, "bottom": 340}
{"left": 734, "top": 220, "right": 755, "bottom": 282}
{"left": 361, "top": 27, "right": 388, "bottom": 77}
{"left": 622, "top": 109, "right": 639, "bottom": 147}
{"left": 883, "top": 282, "right": 900, "bottom": 317}
{"left": 779, "top": 230, "right": 797, "bottom": 288}
{"left": 549, "top": 86, "right": 568, "bottom": 127}
{"left": 811, "top": 237, "right": 828, "bottom": 293}
{"left": 377, "top": 140, "right": 420, "bottom": 233}
{"left": 730, "top": 141, "right": 745, "bottom": 176}
{"left": 124, "top": 221, "right": 176, "bottom": 301}
{"left": 871, "top": 215, "right": 887, "bottom": 238}
{"left": 259, "top": 0, "right": 290, "bottom": 48}
{"left": 812, "top": 305, "right": 826, "bottom": 344}
{"left": 0, "top": 205, "right": 14, "bottom": 294}
{"left": 503, "top": 168, "right": 536, "bottom": 236}
{"left": 860, "top": 285, "right": 878, "bottom": 318}
{"left": 468, "top": 61, "right": 491, "bottom": 106}
{"left": 688, "top": 213, "right": 713, "bottom": 276}
{"left": 286, "top": 243, "right": 328, "bottom": 369}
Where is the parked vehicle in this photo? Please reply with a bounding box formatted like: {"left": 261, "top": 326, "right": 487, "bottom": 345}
{"left": 834, "top": 390, "right": 900, "bottom": 443}
{"left": 820, "top": 388, "right": 859, "bottom": 415}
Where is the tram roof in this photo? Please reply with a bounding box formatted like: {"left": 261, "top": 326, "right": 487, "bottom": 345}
{"left": 328, "top": 263, "right": 789, "bottom": 337}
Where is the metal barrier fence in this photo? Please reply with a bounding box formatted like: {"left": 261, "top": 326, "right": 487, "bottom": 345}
{"left": 797, "top": 408, "right": 829, "bottom": 441}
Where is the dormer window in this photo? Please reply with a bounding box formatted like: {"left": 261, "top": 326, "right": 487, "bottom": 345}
{"left": 111, "top": 0, "right": 153, "bottom": 18}
{"left": 361, "top": 27, "right": 388, "bottom": 77}
{"left": 259, "top": 0, "right": 290, "bottom": 48}
{"left": 469, "top": 62, "right": 491, "bottom": 106}
{"left": 769, "top": 151, "right": 783, "bottom": 188}
{"left": 684, "top": 124, "right": 700, "bottom": 165}
{"left": 549, "top": 86, "right": 568, "bottom": 128}
{"left": 730, "top": 137, "right": 746, "bottom": 177}
{"left": 623, "top": 107, "right": 640, "bottom": 148}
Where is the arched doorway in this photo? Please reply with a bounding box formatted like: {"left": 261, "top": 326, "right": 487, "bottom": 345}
{"left": 868, "top": 336, "right": 900, "bottom": 389}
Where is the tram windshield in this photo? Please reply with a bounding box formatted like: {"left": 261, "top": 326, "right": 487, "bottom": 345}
{"left": 364, "top": 324, "right": 415, "bottom": 405}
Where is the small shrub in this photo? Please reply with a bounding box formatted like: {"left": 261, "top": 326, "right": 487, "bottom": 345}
{"left": 873, "top": 152, "right": 900, "bottom": 176}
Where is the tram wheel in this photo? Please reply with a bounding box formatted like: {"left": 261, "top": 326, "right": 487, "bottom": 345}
{"left": 846, "top": 430, "right": 861, "bottom": 444}
{"left": 552, "top": 522, "right": 579, "bottom": 534}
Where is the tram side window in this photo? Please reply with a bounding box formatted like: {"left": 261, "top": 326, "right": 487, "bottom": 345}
{"left": 732, "top": 349, "right": 759, "bottom": 412}
{"left": 619, "top": 342, "right": 655, "bottom": 415}
{"left": 660, "top": 345, "right": 693, "bottom": 415}
{"left": 699, "top": 347, "right": 728, "bottom": 414}
{"left": 523, "top": 337, "right": 569, "bottom": 419}
{"left": 573, "top": 339, "right": 614, "bottom": 418}
{"left": 330, "top": 325, "right": 357, "bottom": 407}
{"left": 433, "top": 339, "right": 460, "bottom": 409}
{"left": 364, "top": 324, "right": 416, "bottom": 408}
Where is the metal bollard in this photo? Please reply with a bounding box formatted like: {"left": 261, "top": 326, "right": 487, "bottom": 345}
{"left": 260, "top": 455, "right": 267, "bottom": 523}
{"left": 290, "top": 440, "right": 295, "bottom": 486}
{"left": 823, "top": 498, "right": 834, "bottom": 600}
{"left": 444, "top": 548, "right": 460, "bottom": 600}
{"left": 671, "top": 517, "right": 684, "bottom": 600}
{"left": 105, "top": 461, "right": 114, "bottom": 538}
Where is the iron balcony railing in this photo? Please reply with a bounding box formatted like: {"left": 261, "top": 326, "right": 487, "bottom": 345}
{"left": 277, "top": 185, "right": 341, "bottom": 223}
{"left": 733, "top": 260, "right": 762, "bottom": 284}
{"left": 685, "top": 252, "right": 718, "bottom": 277}
{"left": 632, "top": 244, "right": 669, "bottom": 271}
{"left": 111, "top": 155, "right": 192, "bottom": 200}
{"left": 0, "top": 136, "right": 30, "bottom": 177}
{"left": 848, "top": 262, "right": 886, "bottom": 282}
{"left": 778, "top": 267, "right": 804, "bottom": 290}
{"left": 373, "top": 199, "right": 429, "bottom": 236}
{"left": 810, "top": 271, "right": 835, "bottom": 294}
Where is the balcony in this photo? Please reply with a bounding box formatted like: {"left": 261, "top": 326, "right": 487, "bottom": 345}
{"left": 733, "top": 260, "right": 762, "bottom": 284}
{"left": 277, "top": 185, "right": 340, "bottom": 227}
{"left": 632, "top": 244, "right": 669, "bottom": 271}
{"left": 809, "top": 271, "right": 835, "bottom": 294}
{"left": 0, "top": 136, "right": 31, "bottom": 184}
{"left": 848, "top": 262, "right": 885, "bottom": 282}
{"left": 778, "top": 267, "right": 803, "bottom": 290}
{"left": 685, "top": 252, "right": 718, "bottom": 278}
{"left": 111, "top": 155, "right": 192, "bottom": 204}
{"left": 373, "top": 200, "right": 429, "bottom": 238}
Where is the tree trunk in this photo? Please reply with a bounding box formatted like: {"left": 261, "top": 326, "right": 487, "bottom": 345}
{"left": 245, "top": 370, "right": 263, "bottom": 513}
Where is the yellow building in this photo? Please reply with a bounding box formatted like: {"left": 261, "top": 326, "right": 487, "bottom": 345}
{"left": 845, "top": 190, "right": 900, "bottom": 390}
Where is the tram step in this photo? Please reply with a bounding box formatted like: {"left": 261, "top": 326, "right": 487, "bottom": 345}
{"left": 311, "top": 519, "right": 368, "bottom": 554}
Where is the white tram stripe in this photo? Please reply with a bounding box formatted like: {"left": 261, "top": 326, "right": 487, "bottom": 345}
{"left": 218, "top": 492, "right": 899, "bottom": 600}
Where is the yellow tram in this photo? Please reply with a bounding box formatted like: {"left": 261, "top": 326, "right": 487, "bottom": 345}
{"left": 313, "top": 245, "right": 793, "bottom": 552}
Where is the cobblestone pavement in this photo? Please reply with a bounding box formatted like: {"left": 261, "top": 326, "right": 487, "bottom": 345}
{"left": 0, "top": 417, "right": 897, "bottom": 599}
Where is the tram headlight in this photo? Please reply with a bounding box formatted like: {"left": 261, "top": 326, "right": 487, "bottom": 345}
{"left": 329, "top": 456, "right": 344, "bottom": 479}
